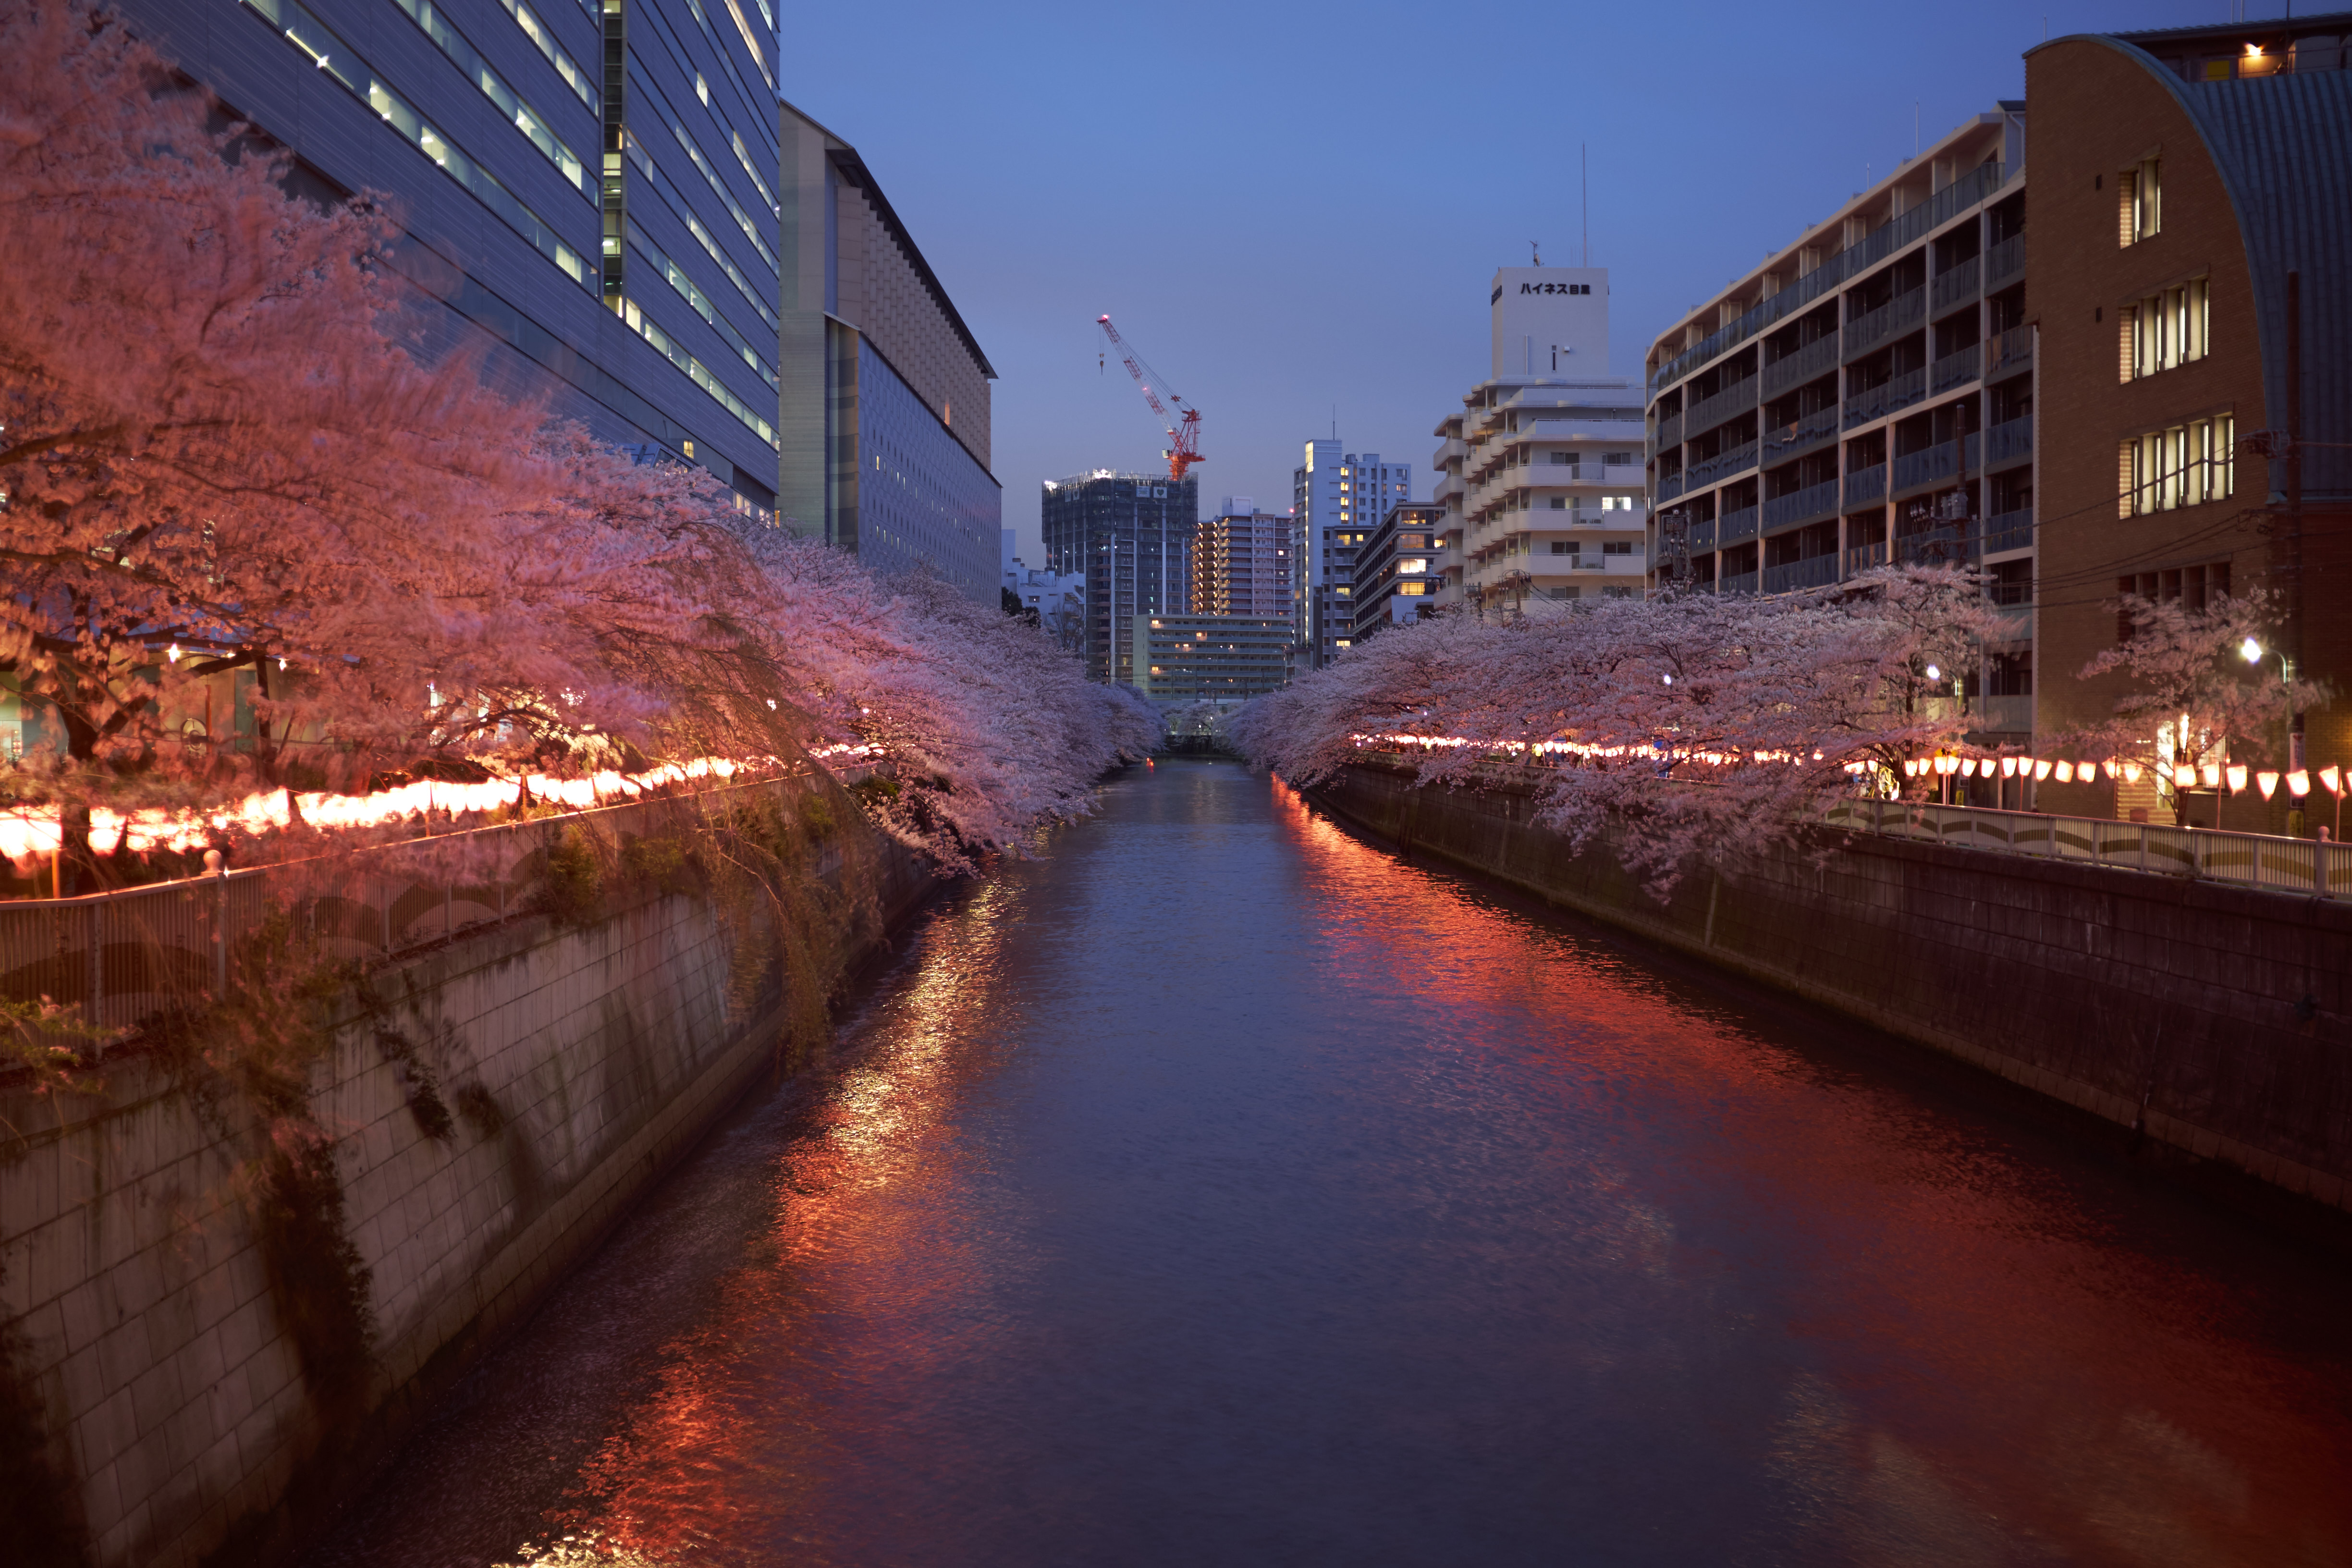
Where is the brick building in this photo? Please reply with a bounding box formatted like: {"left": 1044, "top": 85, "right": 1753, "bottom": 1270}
{"left": 2026, "top": 15, "right": 2352, "bottom": 830}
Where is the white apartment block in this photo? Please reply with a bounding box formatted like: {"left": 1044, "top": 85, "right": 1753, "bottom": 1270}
{"left": 1295, "top": 440, "right": 1412, "bottom": 666}
{"left": 1430, "top": 269, "right": 1648, "bottom": 614}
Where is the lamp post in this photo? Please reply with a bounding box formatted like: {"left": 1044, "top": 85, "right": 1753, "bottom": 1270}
{"left": 2241, "top": 638, "right": 2308, "bottom": 833}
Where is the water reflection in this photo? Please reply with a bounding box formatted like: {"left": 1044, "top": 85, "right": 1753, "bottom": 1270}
{"left": 312, "top": 760, "right": 2352, "bottom": 1568}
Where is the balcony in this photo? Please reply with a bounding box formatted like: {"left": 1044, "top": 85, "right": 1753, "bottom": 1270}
{"left": 1985, "top": 415, "right": 2033, "bottom": 468}
{"left": 1763, "top": 553, "right": 1841, "bottom": 593}
{"left": 1891, "top": 434, "right": 1981, "bottom": 494}
{"left": 1985, "top": 324, "right": 2033, "bottom": 381}
{"left": 1719, "top": 569, "right": 1760, "bottom": 595}
{"left": 1760, "top": 334, "right": 1839, "bottom": 400}
{"left": 1719, "top": 503, "right": 1760, "bottom": 544}
{"left": 1762, "top": 406, "right": 1839, "bottom": 465}
{"left": 1654, "top": 410, "right": 1685, "bottom": 449}
{"left": 1842, "top": 539, "right": 1888, "bottom": 576}
{"left": 1843, "top": 367, "right": 1926, "bottom": 429}
{"left": 1844, "top": 465, "right": 1886, "bottom": 507}
{"left": 1984, "top": 232, "right": 2024, "bottom": 290}
{"left": 1929, "top": 255, "right": 1980, "bottom": 317}
{"left": 1657, "top": 470, "right": 1686, "bottom": 502}
{"left": 1984, "top": 507, "right": 2034, "bottom": 553}
{"left": 1763, "top": 478, "right": 1840, "bottom": 532}
{"left": 1895, "top": 523, "right": 1980, "bottom": 567}
{"left": 1929, "top": 343, "right": 1982, "bottom": 395}
{"left": 1686, "top": 439, "right": 1759, "bottom": 490}
{"left": 1842, "top": 287, "right": 1925, "bottom": 362}
{"left": 1683, "top": 376, "right": 1759, "bottom": 439}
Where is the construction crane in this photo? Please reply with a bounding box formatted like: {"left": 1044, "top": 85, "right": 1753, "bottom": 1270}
{"left": 1097, "top": 314, "right": 1203, "bottom": 484}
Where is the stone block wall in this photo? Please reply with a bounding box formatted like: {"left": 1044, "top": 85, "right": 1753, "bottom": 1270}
{"left": 0, "top": 817, "right": 931, "bottom": 1568}
{"left": 1319, "top": 762, "right": 2352, "bottom": 1211}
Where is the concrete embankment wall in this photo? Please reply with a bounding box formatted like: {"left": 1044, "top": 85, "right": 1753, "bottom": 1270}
{"left": 1315, "top": 762, "right": 2352, "bottom": 1213}
{"left": 0, "top": 798, "right": 933, "bottom": 1568}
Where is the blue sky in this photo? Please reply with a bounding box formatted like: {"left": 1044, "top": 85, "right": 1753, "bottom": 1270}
{"left": 778, "top": 0, "right": 2249, "bottom": 563}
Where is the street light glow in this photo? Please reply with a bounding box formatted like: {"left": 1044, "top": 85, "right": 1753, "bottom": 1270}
{"left": 1924, "top": 664, "right": 1941, "bottom": 682}
{"left": 2241, "top": 637, "right": 2263, "bottom": 662}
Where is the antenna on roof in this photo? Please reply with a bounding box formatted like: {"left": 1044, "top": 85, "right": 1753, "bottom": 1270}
{"left": 1581, "top": 143, "right": 1589, "bottom": 268}
{"left": 1531, "top": 240, "right": 1541, "bottom": 266}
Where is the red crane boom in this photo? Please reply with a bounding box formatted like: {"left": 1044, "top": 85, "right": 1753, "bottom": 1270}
{"left": 1097, "top": 313, "right": 1203, "bottom": 484}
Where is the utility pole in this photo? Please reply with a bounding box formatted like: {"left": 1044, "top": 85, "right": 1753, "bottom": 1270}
{"left": 2287, "top": 269, "right": 2305, "bottom": 773}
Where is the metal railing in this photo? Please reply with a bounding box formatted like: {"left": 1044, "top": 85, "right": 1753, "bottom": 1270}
{"left": 1930, "top": 255, "right": 1981, "bottom": 316}
{"left": 1683, "top": 376, "right": 1760, "bottom": 441}
{"left": 1843, "top": 287, "right": 1925, "bottom": 362}
{"left": 1763, "top": 553, "right": 1841, "bottom": 593}
{"left": 1929, "top": 344, "right": 1982, "bottom": 395}
{"left": 1761, "top": 334, "right": 1840, "bottom": 400}
{"left": 1657, "top": 470, "right": 1687, "bottom": 502}
{"left": 1984, "top": 233, "right": 2025, "bottom": 289}
{"left": 1824, "top": 799, "right": 2352, "bottom": 899}
{"left": 0, "top": 778, "right": 814, "bottom": 1043}
{"left": 1654, "top": 410, "right": 1685, "bottom": 449}
{"left": 1894, "top": 521, "right": 1981, "bottom": 567}
{"left": 1985, "top": 415, "right": 2033, "bottom": 467}
{"left": 1891, "top": 434, "right": 1981, "bottom": 494}
{"left": 1762, "top": 407, "right": 1839, "bottom": 465}
{"left": 1842, "top": 540, "right": 1888, "bottom": 576}
{"left": 1719, "top": 569, "right": 1760, "bottom": 595}
{"left": 1844, "top": 465, "right": 1887, "bottom": 507}
{"left": 1763, "top": 479, "right": 1841, "bottom": 531}
{"left": 1986, "top": 324, "right": 2033, "bottom": 380}
{"left": 1718, "top": 504, "right": 1760, "bottom": 544}
{"left": 1844, "top": 367, "right": 1925, "bottom": 429}
{"left": 1983, "top": 507, "right": 2034, "bottom": 554}
{"left": 1687, "top": 440, "right": 1760, "bottom": 490}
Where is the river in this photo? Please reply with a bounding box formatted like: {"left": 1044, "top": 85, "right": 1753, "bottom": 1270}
{"left": 307, "top": 758, "right": 2352, "bottom": 1568}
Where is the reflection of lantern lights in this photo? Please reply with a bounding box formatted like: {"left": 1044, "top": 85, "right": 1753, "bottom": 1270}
{"left": 2257, "top": 770, "right": 2280, "bottom": 800}
{"left": 2227, "top": 764, "right": 2248, "bottom": 792}
{"left": 2287, "top": 770, "right": 2311, "bottom": 798}
{"left": 2034, "top": 759, "right": 2053, "bottom": 781}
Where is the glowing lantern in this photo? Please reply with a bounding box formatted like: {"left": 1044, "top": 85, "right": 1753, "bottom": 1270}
{"left": 2227, "top": 764, "right": 2248, "bottom": 792}
{"left": 2101, "top": 759, "right": 2118, "bottom": 780}
{"left": 2287, "top": 770, "right": 2311, "bottom": 798}
{"left": 2122, "top": 761, "right": 2142, "bottom": 784}
{"left": 2173, "top": 765, "right": 2195, "bottom": 788}
{"left": 2324, "top": 766, "right": 2345, "bottom": 796}
{"left": 2034, "top": 759, "right": 2053, "bottom": 781}
{"left": 2055, "top": 760, "right": 2074, "bottom": 783}
{"left": 2200, "top": 763, "right": 2221, "bottom": 788}
{"left": 2257, "top": 770, "right": 2279, "bottom": 799}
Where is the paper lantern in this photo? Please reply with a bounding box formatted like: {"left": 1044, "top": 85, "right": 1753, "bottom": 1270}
{"left": 2122, "top": 761, "right": 2143, "bottom": 784}
{"left": 2174, "top": 765, "right": 2196, "bottom": 788}
{"left": 1999, "top": 756, "right": 2017, "bottom": 778}
{"left": 2227, "top": 764, "right": 2248, "bottom": 792}
{"left": 2200, "top": 763, "right": 2221, "bottom": 788}
{"left": 2324, "top": 766, "right": 2344, "bottom": 796}
{"left": 2257, "top": 770, "right": 2280, "bottom": 800}
{"left": 2287, "top": 769, "right": 2312, "bottom": 798}
{"left": 2102, "top": 759, "right": 2119, "bottom": 780}
{"left": 2055, "top": 761, "right": 2075, "bottom": 783}
{"left": 2034, "top": 759, "right": 2053, "bottom": 781}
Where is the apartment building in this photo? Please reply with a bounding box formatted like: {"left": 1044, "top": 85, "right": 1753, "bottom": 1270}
{"left": 1129, "top": 614, "right": 1292, "bottom": 702}
{"left": 1295, "top": 441, "right": 1412, "bottom": 666}
{"left": 1192, "top": 498, "right": 1297, "bottom": 620}
{"left": 1041, "top": 472, "right": 1199, "bottom": 685}
{"left": 2024, "top": 13, "right": 2352, "bottom": 831}
{"left": 1434, "top": 269, "right": 1647, "bottom": 616}
{"left": 1351, "top": 503, "right": 1445, "bottom": 640}
{"left": 1643, "top": 113, "right": 2032, "bottom": 746}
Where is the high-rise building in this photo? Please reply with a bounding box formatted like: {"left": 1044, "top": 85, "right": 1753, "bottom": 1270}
{"left": 1040, "top": 472, "right": 1199, "bottom": 684}
{"left": 1352, "top": 502, "right": 1445, "bottom": 639}
{"left": 1432, "top": 269, "right": 1647, "bottom": 618}
{"left": 777, "top": 101, "right": 1000, "bottom": 600}
{"left": 1295, "top": 441, "right": 1411, "bottom": 666}
{"left": 1641, "top": 113, "right": 2028, "bottom": 751}
{"left": 120, "top": 0, "right": 787, "bottom": 521}
{"left": 1191, "top": 497, "right": 1296, "bottom": 620}
{"left": 2025, "top": 14, "right": 2350, "bottom": 831}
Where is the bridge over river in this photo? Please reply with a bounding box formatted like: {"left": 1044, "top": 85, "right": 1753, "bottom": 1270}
{"left": 306, "top": 758, "right": 2352, "bottom": 1567}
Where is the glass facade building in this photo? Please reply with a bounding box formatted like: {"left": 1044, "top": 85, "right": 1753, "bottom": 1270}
{"left": 1041, "top": 473, "right": 1199, "bottom": 685}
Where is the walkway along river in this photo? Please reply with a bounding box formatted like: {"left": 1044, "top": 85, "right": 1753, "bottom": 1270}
{"left": 306, "top": 758, "right": 2352, "bottom": 1567}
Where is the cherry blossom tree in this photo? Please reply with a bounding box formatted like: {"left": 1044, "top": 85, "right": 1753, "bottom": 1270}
{"left": 1234, "top": 565, "right": 2009, "bottom": 894}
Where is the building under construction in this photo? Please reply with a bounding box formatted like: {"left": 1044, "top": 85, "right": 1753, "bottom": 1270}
{"left": 1191, "top": 498, "right": 1296, "bottom": 621}
{"left": 1041, "top": 471, "right": 1200, "bottom": 684}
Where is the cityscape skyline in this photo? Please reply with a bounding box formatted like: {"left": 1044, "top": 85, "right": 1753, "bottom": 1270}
{"left": 772, "top": 0, "right": 2240, "bottom": 566}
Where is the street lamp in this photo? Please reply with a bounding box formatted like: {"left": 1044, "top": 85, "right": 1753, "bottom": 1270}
{"left": 2241, "top": 637, "right": 2315, "bottom": 831}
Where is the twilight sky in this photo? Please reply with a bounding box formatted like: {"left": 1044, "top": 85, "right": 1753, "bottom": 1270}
{"left": 778, "top": 0, "right": 2245, "bottom": 564}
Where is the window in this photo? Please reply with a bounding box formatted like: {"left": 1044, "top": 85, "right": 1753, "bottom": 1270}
{"left": 2121, "top": 413, "right": 2233, "bottom": 516}
{"left": 1987, "top": 650, "right": 2034, "bottom": 695}
{"left": 1397, "top": 581, "right": 1430, "bottom": 596}
{"left": 1549, "top": 540, "right": 1574, "bottom": 554}
{"left": 2120, "top": 156, "right": 2161, "bottom": 245}
{"left": 1550, "top": 496, "right": 1568, "bottom": 510}
{"left": 1603, "top": 452, "right": 1634, "bottom": 464}
{"left": 1602, "top": 495, "right": 1635, "bottom": 511}
{"left": 2121, "top": 277, "right": 2209, "bottom": 379}
{"left": 1602, "top": 540, "right": 1635, "bottom": 555}
{"left": 1603, "top": 586, "right": 1635, "bottom": 599}
{"left": 1987, "top": 559, "right": 2031, "bottom": 606}
{"left": 696, "top": 72, "right": 710, "bottom": 106}
{"left": 1549, "top": 452, "right": 1573, "bottom": 465}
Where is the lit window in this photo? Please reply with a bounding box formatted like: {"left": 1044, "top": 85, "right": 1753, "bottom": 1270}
{"left": 2121, "top": 414, "right": 2233, "bottom": 516}
{"left": 2121, "top": 277, "right": 2210, "bottom": 380}
{"left": 2120, "top": 157, "right": 2161, "bottom": 245}
{"left": 697, "top": 72, "right": 710, "bottom": 106}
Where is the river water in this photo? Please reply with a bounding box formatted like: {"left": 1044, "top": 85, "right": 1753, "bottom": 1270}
{"left": 309, "top": 759, "right": 2352, "bottom": 1568}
